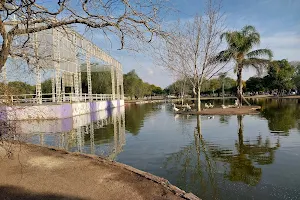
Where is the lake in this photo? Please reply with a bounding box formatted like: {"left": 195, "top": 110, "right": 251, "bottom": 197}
{"left": 22, "top": 98, "right": 300, "bottom": 200}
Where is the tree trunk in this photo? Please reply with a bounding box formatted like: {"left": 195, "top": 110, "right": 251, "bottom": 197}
{"left": 237, "top": 115, "right": 244, "bottom": 154}
{"left": 237, "top": 65, "right": 243, "bottom": 106}
{"left": 197, "top": 86, "right": 201, "bottom": 111}
{"left": 222, "top": 81, "right": 225, "bottom": 105}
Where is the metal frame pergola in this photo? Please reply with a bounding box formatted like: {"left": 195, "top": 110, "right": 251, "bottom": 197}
{"left": 1, "top": 26, "right": 124, "bottom": 105}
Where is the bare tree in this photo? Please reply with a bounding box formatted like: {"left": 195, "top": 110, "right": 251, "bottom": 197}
{"left": 0, "top": 0, "right": 170, "bottom": 71}
{"left": 155, "top": 0, "right": 228, "bottom": 111}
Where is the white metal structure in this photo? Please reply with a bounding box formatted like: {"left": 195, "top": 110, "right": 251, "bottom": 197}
{"left": 1, "top": 26, "right": 124, "bottom": 105}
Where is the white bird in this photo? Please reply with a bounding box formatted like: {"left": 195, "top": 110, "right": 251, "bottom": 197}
{"left": 208, "top": 103, "right": 214, "bottom": 108}
{"left": 173, "top": 104, "right": 179, "bottom": 112}
{"left": 234, "top": 99, "right": 239, "bottom": 106}
{"left": 204, "top": 103, "right": 210, "bottom": 109}
{"left": 208, "top": 116, "right": 214, "bottom": 119}
{"left": 221, "top": 104, "right": 228, "bottom": 109}
{"left": 186, "top": 103, "right": 191, "bottom": 111}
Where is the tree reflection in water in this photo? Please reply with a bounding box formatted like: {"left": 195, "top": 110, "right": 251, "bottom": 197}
{"left": 260, "top": 99, "right": 300, "bottom": 134}
{"left": 164, "top": 115, "right": 219, "bottom": 199}
{"left": 164, "top": 114, "right": 280, "bottom": 199}
{"left": 211, "top": 116, "right": 279, "bottom": 186}
{"left": 125, "top": 104, "right": 158, "bottom": 135}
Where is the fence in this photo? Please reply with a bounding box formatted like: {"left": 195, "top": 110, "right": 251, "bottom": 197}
{"left": 0, "top": 93, "right": 114, "bottom": 105}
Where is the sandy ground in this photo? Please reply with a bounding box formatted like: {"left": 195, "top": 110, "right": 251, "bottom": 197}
{"left": 0, "top": 143, "right": 199, "bottom": 200}
{"left": 198, "top": 106, "right": 261, "bottom": 115}
{"left": 176, "top": 106, "right": 261, "bottom": 115}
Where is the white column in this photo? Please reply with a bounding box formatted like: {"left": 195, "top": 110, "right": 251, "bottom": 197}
{"left": 53, "top": 29, "right": 61, "bottom": 103}
{"left": 51, "top": 73, "right": 55, "bottom": 102}
{"left": 78, "top": 69, "right": 82, "bottom": 101}
{"left": 86, "top": 45, "right": 92, "bottom": 101}
{"left": 55, "top": 69, "right": 61, "bottom": 103}
{"left": 73, "top": 34, "right": 79, "bottom": 102}
{"left": 35, "top": 67, "right": 42, "bottom": 104}
{"left": 111, "top": 67, "right": 115, "bottom": 100}
{"left": 62, "top": 72, "right": 65, "bottom": 102}
{"left": 116, "top": 66, "right": 120, "bottom": 100}
{"left": 120, "top": 64, "right": 124, "bottom": 100}
{"left": 34, "top": 31, "right": 42, "bottom": 104}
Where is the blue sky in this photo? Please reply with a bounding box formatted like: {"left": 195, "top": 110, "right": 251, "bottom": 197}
{"left": 94, "top": 0, "right": 299, "bottom": 88}
{"left": 5, "top": 0, "right": 299, "bottom": 87}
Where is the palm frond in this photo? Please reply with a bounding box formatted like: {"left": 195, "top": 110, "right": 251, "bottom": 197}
{"left": 246, "top": 49, "right": 273, "bottom": 60}
{"left": 242, "top": 25, "right": 257, "bottom": 36}
{"left": 243, "top": 58, "right": 271, "bottom": 76}
{"left": 220, "top": 32, "right": 233, "bottom": 44}
{"left": 213, "top": 50, "right": 233, "bottom": 63}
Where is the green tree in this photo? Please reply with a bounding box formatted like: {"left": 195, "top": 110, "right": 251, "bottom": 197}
{"left": 219, "top": 25, "right": 273, "bottom": 106}
{"left": 264, "top": 59, "right": 295, "bottom": 94}
{"left": 7, "top": 81, "right": 35, "bottom": 95}
{"left": 246, "top": 77, "right": 265, "bottom": 92}
{"left": 123, "top": 70, "right": 161, "bottom": 99}
{"left": 81, "top": 71, "right": 112, "bottom": 94}
{"left": 292, "top": 63, "right": 300, "bottom": 94}
{"left": 41, "top": 79, "right": 52, "bottom": 93}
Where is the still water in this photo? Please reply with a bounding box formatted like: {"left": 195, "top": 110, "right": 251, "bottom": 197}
{"left": 23, "top": 99, "right": 300, "bottom": 200}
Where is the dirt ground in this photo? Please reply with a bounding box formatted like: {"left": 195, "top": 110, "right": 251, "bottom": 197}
{"left": 0, "top": 143, "right": 199, "bottom": 200}
{"left": 198, "top": 106, "right": 261, "bottom": 115}
{"left": 176, "top": 106, "right": 261, "bottom": 115}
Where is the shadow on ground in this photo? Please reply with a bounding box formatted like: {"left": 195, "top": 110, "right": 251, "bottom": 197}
{"left": 0, "top": 185, "right": 84, "bottom": 200}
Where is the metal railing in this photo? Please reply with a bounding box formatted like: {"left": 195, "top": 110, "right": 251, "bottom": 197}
{"left": 0, "top": 93, "right": 114, "bottom": 105}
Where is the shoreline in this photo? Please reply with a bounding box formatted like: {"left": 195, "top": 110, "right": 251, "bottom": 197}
{"left": 125, "top": 95, "right": 300, "bottom": 104}
{"left": 0, "top": 143, "right": 200, "bottom": 200}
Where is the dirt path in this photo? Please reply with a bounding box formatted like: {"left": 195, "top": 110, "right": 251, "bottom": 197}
{"left": 0, "top": 143, "right": 199, "bottom": 200}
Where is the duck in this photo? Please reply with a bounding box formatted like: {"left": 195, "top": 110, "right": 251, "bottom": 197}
{"left": 208, "top": 116, "right": 214, "bottom": 119}
{"left": 204, "top": 103, "right": 210, "bottom": 109}
{"left": 208, "top": 103, "right": 214, "bottom": 108}
{"left": 221, "top": 104, "right": 228, "bottom": 109}
{"left": 173, "top": 104, "right": 179, "bottom": 112}
{"left": 186, "top": 103, "right": 192, "bottom": 111}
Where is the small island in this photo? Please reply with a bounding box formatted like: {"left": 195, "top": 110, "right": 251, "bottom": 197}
{"left": 176, "top": 106, "right": 261, "bottom": 115}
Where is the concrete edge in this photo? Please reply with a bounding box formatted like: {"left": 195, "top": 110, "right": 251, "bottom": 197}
{"left": 23, "top": 143, "right": 201, "bottom": 200}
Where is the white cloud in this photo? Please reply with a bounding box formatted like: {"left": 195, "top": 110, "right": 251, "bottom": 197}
{"left": 261, "top": 31, "right": 300, "bottom": 61}
{"left": 147, "top": 68, "right": 154, "bottom": 76}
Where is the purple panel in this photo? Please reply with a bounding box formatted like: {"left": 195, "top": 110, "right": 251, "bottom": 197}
{"left": 90, "top": 102, "right": 97, "bottom": 113}
{"left": 0, "top": 106, "right": 7, "bottom": 121}
{"left": 60, "top": 104, "right": 73, "bottom": 118}
{"left": 61, "top": 117, "right": 73, "bottom": 132}
{"left": 90, "top": 102, "right": 97, "bottom": 121}
{"left": 106, "top": 100, "right": 113, "bottom": 117}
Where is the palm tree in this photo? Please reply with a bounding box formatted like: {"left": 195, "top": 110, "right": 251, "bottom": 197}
{"left": 219, "top": 25, "right": 273, "bottom": 106}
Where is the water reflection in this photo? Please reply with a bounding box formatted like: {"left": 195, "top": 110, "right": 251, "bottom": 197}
{"left": 16, "top": 107, "right": 125, "bottom": 158}
{"left": 260, "top": 99, "right": 300, "bottom": 133}
{"left": 211, "top": 116, "right": 279, "bottom": 185}
{"left": 164, "top": 113, "right": 281, "bottom": 199}
{"left": 125, "top": 104, "right": 159, "bottom": 135}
